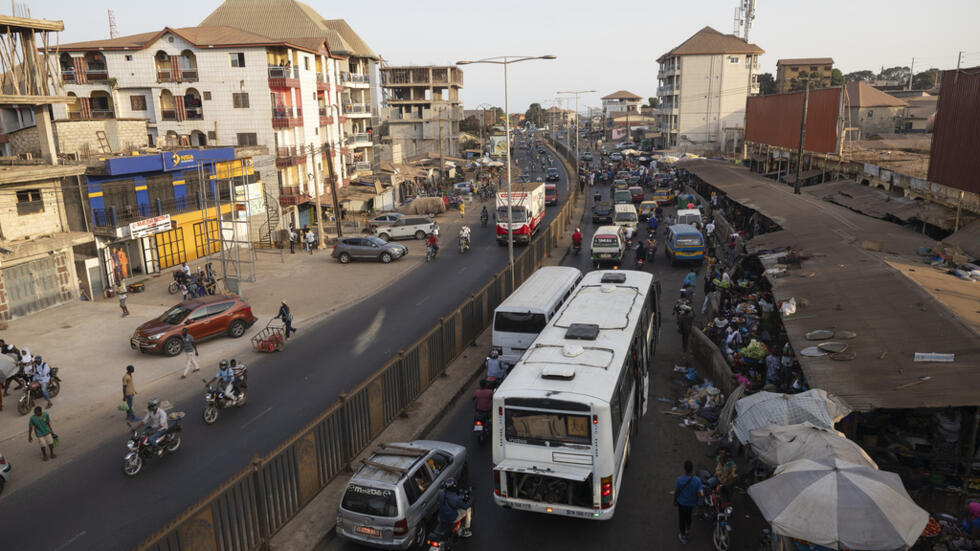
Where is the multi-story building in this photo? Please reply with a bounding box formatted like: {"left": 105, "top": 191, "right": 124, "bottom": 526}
{"left": 656, "top": 26, "right": 764, "bottom": 152}
{"left": 0, "top": 14, "right": 94, "bottom": 319}
{"left": 601, "top": 90, "right": 642, "bottom": 115}
{"left": 380, "top": 65, "right": 463, "bottom": 159}
{"left": 52, "top": 0, "right": 379, "bottom": 233}
{"left": 775, "top": 57, "right": 834, "bottom": 93}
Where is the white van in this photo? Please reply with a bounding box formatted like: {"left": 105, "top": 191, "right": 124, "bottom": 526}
{"left": 676, "top": 208, "right": 702, "bottom": 227}
{"left": 492, "top": 266, "right": 583, "bottom": 367}
{"left": 613, "top": 204, "right": 638, "bottom": 230}
{"left": 591, "top": 225, "right": 627, "bottom": 268}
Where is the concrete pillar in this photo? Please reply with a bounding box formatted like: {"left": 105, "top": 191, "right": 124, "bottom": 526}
{"left": 33, "top": 105, "right": 57, "bottom": 165}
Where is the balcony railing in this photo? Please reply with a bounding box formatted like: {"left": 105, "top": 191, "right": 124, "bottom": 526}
{"left": 181, "top": 69, "right": 198, "bottom": 82}
{"left": 349, "top": 73, "right": 370, "bottom": 84}
{"left": 278, "top": 187, "right": 311, "bottom": 207}
{"left": 61, "top": 70, "right": 77, "bottom": 83}
{"left": 185, "top": 107, "right": 204, "bottom": 120}
{"left": 344, "top": 103, "right": 372, "bottom": 115}
{"left": 272, "top": 107, "right": 303, "bottom": 128}
{"left": 91, "top": 196, "right": 196, "bottom": 229}
{"left": 86, "top": 69, "right": 109, "bottom": 82}
{"left": 348, "top": 133, "right": 372, "bottom": 146}
{"left": 268, "top": 66, "right": 300, "bottom": 88}
{"left": 315, "top": 72, "right": 329, "bottom": 91}
{"left": 91, "top": 109, "right": 115, "bottom": 119}
{"left": 161, "top": 109, "right": 177, "bottom": 121}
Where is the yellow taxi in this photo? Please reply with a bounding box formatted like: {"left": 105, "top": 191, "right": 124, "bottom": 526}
{"left": 638, "top": 200, "right": 658, "bottom": 221}
{"left": 651, "top": 188, "right": 675, "bottom": 206}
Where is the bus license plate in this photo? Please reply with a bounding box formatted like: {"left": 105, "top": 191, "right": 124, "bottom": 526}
{"left": 356, "top": 526, "right": 380, "bottom": 537}
{"left": 473, "top": 425, "right": 483, "bottom": 432}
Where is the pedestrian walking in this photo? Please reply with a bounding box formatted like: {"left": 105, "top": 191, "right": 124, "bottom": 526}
{"left": 28, "top": 406, "right": 57, "bottom": 461}
{"left": 122, "top": 365, "right": 138, "bottom": 422}
{"left": 678, "top": 305, "right": 694, "bottom": 352}
{"left": 674, "top": 460, "right": 702, "bottom": 544}
{"left": 276, "top": 300, "right": 297, "bottom": 339}
{"left": 288, "top": 227, "right": 296, "bottom": 254}
{"left": 118, "top": 283, "right": 130, "bottom": 317}
{"left": 458, "top": 202, "right": 465, "bottom": 218}
{"left": 180, "top": 328, "right": 199, "bottom": 378}
{"left": 305, "top": 228, "right": 315, "bottom": 254}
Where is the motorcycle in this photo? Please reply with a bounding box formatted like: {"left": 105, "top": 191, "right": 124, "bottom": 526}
{"left": 700, "top": 484, "right": 733, "bottom": 551}
{"left": 473, "top": 411, "right": 490, "bottom": 444}
{"left": 168, "top": 271, "right": 188, "bottom": 294}
{"left": 572, "top": 241, "right": 582, "bottom": 255}
{"left": 425, "top": 245, "right": 438, "bottom": 263}
{"left": 425, "top": 489, "right": 472, "bottom": 551}
{"left": 202, "top": 373, "right": 248, "bottom": 425}
{"left": 16, "top": 368, "right": 61, "bottom": 415}
{"left": 458, "top": 236, "right": 470, "bottom": 254}
{"left": 480, "top": 213, "right": 488, "bottom": 227}
{"left": 122, "top": 411, "right": 184, "bottom": 477}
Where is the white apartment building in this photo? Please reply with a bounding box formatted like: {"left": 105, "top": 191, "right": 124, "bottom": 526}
{"left": 656, "top": 26, "right": 764, "bottom": 153}
{"left": 52, "top": 0, "right": 379, "bottom": 231}
{"left": 601, "top": 90, "right": 642, "bottom": 115}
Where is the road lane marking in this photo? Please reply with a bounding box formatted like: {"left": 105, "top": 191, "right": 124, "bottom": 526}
{"left": 53, "top": 531, "right": 86, "bottom": 551}
{"left": 415, "top": 296, "right": 429, "bottom": 306}
{"left": 354, "top": 309, "right": 386, "bottom": 357}
{"left": 241, "top": 407, "right": 272, "bottom": 430}
{"left": 458, "top": 266, "right": 467, "bottom": 274}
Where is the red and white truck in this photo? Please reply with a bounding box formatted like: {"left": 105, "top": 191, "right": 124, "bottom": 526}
{"left": 496, "top": 181, "right": 546, "bottom": 245}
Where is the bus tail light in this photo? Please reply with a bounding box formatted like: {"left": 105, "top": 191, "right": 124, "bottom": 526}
{"left": 493, "top": 469, "right": 502, "bottom": 496}
{"left": 394, "top": 518, "right": 408, "bottom": 536}
{"left": 593, "top": 414, "right": 598, "bottom": 425}
{"left": 601, "top": 476, "right": 613, "bottom": 508}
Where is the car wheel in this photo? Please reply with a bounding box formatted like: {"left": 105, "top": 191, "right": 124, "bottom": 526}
{"left": 228, "top": 320, "right": 246, "bottom": 338}
{"left": 338, "top": 252, "right": 351, "bottom": 264}
{"left": 380, "top": 252, "right": 392, "bottom": 264}
{"left": 378, "top": 233, "right": 391, "bottom": 242}
{"left": 163, "top": 337, "right": 183, "bottom": 357}
{"left": 414, "top": 230, "right": 426, "bottom": 240}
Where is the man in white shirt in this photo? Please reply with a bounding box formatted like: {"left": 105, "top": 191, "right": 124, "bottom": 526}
{"left": 305, "top": 229, "right": 315, "bottom": 255}
{"left": 32, "top": 356, "right": 52, "bottom": 408}
{"left": 134, "top": 398, "right": 169, "bottom": 449}
{"left": 705, "top": 221, "right": 715, "bottom": 239}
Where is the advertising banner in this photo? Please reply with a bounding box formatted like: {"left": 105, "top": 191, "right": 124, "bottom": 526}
{"left": 129, "top": 214, "right": 172, "bottom": 239}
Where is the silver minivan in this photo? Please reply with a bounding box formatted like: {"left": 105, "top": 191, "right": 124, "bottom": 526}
{"left": 336, "top": 440, "right": 467, "bottom": 549}
{"left": 375, "top": 217, "right": 435, "bottom": 241}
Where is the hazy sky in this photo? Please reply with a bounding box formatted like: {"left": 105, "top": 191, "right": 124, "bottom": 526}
{"left": 32, "top": 0, "right": 980, "bottom": 112}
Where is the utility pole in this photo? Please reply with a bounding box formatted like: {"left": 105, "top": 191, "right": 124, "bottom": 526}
{"left": 793, "top": 80, "right": 810, "bottom": 195}
{"left": 908, "top": 58, "right": 915, "bottom": 90}
{"left": 309, "top": 144, "right": 324, "bottom": 247}
{"left": 957, "top": 51, "right": 964, "bottom": 70}
{"left": 558, "top": 90, "right": 596, "bottom": 169}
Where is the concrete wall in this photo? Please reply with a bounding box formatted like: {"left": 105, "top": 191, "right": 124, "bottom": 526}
{"left": 7, "top": 119, "right": 149, "bottom": 157}
{"left": 849, "top": 107, "right": 902, "bottom": 138}
{"left": 0, "top": 181, "right": 68, "bottom": 240}
{"left": 674, "top": 53, "right": 758, "bottom": 153}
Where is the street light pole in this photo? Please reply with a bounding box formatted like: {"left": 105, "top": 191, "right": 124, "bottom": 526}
{"left": 457, "top": 54, "right": 556, "bottom": 290}
{"left": 558, "top": 90, "right": 596, "bottom": 175}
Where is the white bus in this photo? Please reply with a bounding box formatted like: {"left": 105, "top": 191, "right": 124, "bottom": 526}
{"left": 492, "top": 266, "right": 584, "bottom": 368}
{"left": 491, "top": 270, "right": 661, "bottom": 520}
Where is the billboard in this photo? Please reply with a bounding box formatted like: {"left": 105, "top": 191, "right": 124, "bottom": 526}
{"left": 490, "top": 135, "right": 507, "bottom": 156}
{"left": 928, "top": 68, "right": 980, "bottom": 194}
{"left": 745, "top": 88, "right": 843, "bottom": 154}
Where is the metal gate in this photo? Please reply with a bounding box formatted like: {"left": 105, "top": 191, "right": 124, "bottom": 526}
{"left": 192, "top": 220, "right": 221, "bottom": 258}
{"left": 154, "top": 227, "right": 186, "bottom": 269}
{"left": 2, "top": 256, "right": 67, "bottom": 318}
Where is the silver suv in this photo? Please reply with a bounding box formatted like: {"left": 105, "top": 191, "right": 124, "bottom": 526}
{"left": 336, "top": 440, "right": 467, "bottom": 549}
{"left": 375, "top": 217, "right": 434, "bottom": 242}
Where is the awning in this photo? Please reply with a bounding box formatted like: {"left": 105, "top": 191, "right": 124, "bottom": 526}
{"left": 495, "top": 459, "right": 592, "bottom": 481}
{"left": 782, "top": 168, "right": 825, "bottom": 184}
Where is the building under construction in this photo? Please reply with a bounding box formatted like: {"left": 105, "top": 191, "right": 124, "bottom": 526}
{"left": 380, "top": 65, "right": 463, "bottom": 159}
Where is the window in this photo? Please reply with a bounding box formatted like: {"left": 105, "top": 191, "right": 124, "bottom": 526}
{"left": 230, "top": 52, "right": 245, "bottom": 67}
{"left": 790, "top": 66, "right": 799, "bottom": 72}
{"left": 728, "top": 56, "right": 739, "bottom": 64}
{"left": 409, "top": 466, "right": 433, "bottom": 496}
{"left": 232, "top": 92, "right": 249, "bottom": 108}
{"left": 809, "top": 66, "right": 818, "bottom": 71}
{"left": 304, "top": 56, "right": 310, "bottom": 70}
{"left": 129, "top": 95, "right": 147, "bottom": 111}
{"left": 426, "top": 453, "right": 451, "bottom": 477}
{"left": 341, "top": 484, "right": 397, "bottom": 517}
{"left": 824, "top": 65, "right": 832, "bottom": 71}
{"left": 124, "top": 55, "right": 133, "bottom": 61}
{"left": 237, "top": 133, "right": 258, "bottom": 146}
{"left": 186, "top": 306, "right": 212, "bottom": 322}
{"left": 866, "top": 110, "right": 874, "bottom": 119}
{"left": 207, "top": 130, "right": 216, "bottom": 140}
{"left": 15, "top": 189, "right": 43, "bottom": 215}
{"left": 494, "top": 311, "right": 546, "bottom": 334}
{"left": 206, "top": 302, "right": 234, "bottom": 316}
{"left": 203, "top": 91, "right": 211, "bottom": 100}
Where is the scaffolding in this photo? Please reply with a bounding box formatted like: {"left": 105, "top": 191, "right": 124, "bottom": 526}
{"left": 195, "top": 158, "right": 258, "bottom": 296}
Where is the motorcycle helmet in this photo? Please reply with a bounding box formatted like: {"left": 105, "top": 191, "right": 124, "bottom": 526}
{"left": 489, "top": 350, "right": 499, "bottom": 358}
{"left": 147, "top": 398, "right": 160, "bottom": 410}
{"left": 442, "top": 477, "right": 457, "bottom": 491}
{"left": 219, "top": 359, "right": 229, "bottom": 368}
{"left": 34, "top": 355, "right": 42, "bottom": 363}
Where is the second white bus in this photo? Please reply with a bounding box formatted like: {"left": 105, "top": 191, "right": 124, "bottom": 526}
{"left": 491, "top": 266, "right": 583, "bottom": 368}
{"left": 491, "top": 270, "right": 661, "bottom": 520}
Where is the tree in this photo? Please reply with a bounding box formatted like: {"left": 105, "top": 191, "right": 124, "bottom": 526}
{"left": 647, "top": 97, "right": 659, "bottom": 108}
{"left": 460, "top": 138, "right": 480, "bottom": 151}
{"left": 460, "top": 115, "right": 481, "bottom": 134}
{"left": 831, "top": 68, "right": 844, "bottom": 86}
{"left": 911, "top": 68, "right": 940, "bottom": 90}
{"left": 878, "top": 66, "right": 911, "bottom": 83}
{"left": 524, "top": 103, "right": 547, "bottom": 127}
{"left": 757, "top": 72, "right": 776, "bottom": 95}
{"left": 844, "top": 70, "right": 875, "bottom": 82}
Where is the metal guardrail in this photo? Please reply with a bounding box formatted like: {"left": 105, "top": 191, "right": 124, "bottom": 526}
{"left": 135, "top": 174, "right": 577, "bottom": 551}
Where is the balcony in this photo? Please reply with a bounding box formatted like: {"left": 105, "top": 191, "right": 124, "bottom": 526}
{"left": 91, "top": 196, "right": 197, "bottom": 230}
{"left": 91, "top": 108, "right": 115, "bottom": 119}
{"left": 344, "top": 103, "right": 372, "bottom": 117}
{"left": 657, "top": 66, "right": 680, "bottom": 80}
{"left": 61, "top": 70, "right": 77, "bottom": 84}
{"left": 278, "top": 187, "right": 311, "bottom": 207}
{"left": 181, "top": 69, "right": 198, "bottom": 82}
{"left": 185, "top": 107, "right": 204, "bottom": 120}
{"left": 318, "top": 106, "right": 334, "bottom": 126}
{"left": 161, "top": 109, "right": 177, "bottom": 121}
{"left": 342, "top": 72, "right": 370, "bottom": 88}
{"left": 85, "top": 69, "right": 109, "bottom": 82}
{"left": 347, "top": 133, "right": 372, "bottom": 147}
{"left": 268, "top": 66, "right": 300, "bottom": 89}
{"left": 272, "top": 106, "right": 303, "bottom": 128}
{"left": 275, "top": 146, "right": 307, "bottom": 168}
{"left": 316, "top": 72, "right": 329, "bottom": 91}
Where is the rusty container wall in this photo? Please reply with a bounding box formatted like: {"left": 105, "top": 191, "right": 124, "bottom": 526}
{"left": 745, "top": 87, "right": 842, "bottom": 154}
{"left": 928, "top": 68, "right": 980, "bottom": 194}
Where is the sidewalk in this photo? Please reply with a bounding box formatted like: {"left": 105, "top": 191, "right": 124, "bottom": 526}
{"left": 0, "top": 203, "right": 487, "bottom": 493}
{"left": 269, "top": 151, "right": 587, "bottom": 551}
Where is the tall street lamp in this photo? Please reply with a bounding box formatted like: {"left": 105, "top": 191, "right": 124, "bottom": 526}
{"left": 557, "top": 90, "right": 595, "bottom": 172}
{"left": 457, "top": 55, "right": 556, "bottom": 289}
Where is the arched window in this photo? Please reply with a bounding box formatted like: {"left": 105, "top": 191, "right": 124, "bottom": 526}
{"left": 183, "top": 88, "right": 203, "bottom": 120}
{"left": 160, "top": 90, "right": 176, "bottom": 120}
{"left": 179, "top": 50, "right": 198, "bottom": 81}
{"left": 66, "top": 92, "right": 82, "bottom": 119}
{"left": 90, "top": 91, "right": 114, "bottom": 119}
{"left": 154, "top": 50, "right": 172, "bottom": 82}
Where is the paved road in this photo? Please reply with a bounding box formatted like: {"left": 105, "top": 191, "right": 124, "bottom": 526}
{"left": 327, "top": 171, "right": 769, "bottom": 551}
{"left": 0, "top": 143, "right": 571, "bottom": 551}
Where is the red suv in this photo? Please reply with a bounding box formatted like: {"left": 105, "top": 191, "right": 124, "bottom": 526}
{"left": 131, "top": 295, "right": 257, "bottom": 356}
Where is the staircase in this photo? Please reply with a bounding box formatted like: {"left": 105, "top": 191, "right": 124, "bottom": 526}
{"left": 256, "top": 191, "right": 282, "bottom": 249}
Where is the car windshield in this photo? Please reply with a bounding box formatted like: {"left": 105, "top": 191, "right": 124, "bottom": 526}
{"left": 496, "top": 207, "right": 527, "bottom": 223}
{"left": 615, "top": 212, "right": 636, "bottom": 221}
{"left": 365, "top": 236, "right": 388, "bottom": 247}
{"left": 341, "top": 484, "right": 398, "bottom": 517}
{"left": 157, "top": 305, "right": 191, "bottom": 325}
{"left": 593, "top": 235, "right": 619, "bottom": 247}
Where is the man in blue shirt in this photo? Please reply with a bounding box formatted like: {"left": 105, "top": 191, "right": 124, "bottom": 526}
{"left": 485, "top": 350, "right": 506, "bottom": 381}
{"left": 435, "top": 478, "right": 472, "bottom": 538}
{"left": 675, "top": 460, "right": 703, "bottom": 544}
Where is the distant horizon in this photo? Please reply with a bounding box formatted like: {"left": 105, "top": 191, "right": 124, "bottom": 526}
{"left": 30, "top": 0, "right": 979, "bottom": 113}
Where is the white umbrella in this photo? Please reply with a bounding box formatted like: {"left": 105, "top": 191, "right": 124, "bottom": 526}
{"left": 486, "top": 160, "right": 504, "bottom": 167}
{"left": 749, "top": 422, "right": 877, "bottom": 468}
{"left": 748, "top": 457, "right": 928, "bottom": 550}
{"left": 662, "top": 155, "right": 680, "bottom": 164}
{"left": 733, "top": 389, "right": 851, "bottom": 444}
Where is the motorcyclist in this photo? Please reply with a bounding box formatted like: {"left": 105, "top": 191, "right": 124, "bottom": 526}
{"left": 207, "top": 360, "right": 236, "bottom": 401}
{"left": 31, "top": 356, "right": 53, "bottom": 408}
{"left": 472, "top": 380, "right": 493, "bottom": 416}
{"left": 458, "top": 225, "right": 471, "bottom": 247}
{"left": 571, "top": 228, "right": 583, "bottom": 250}
{"left": 485, "top": 350, "right": 506, "bottom": 381}
{"left": 435, "top": 478, "right": 472, "bottom": 538}
{"left": 426, "top": 233, "right": 439, "bottom": 255}
{"left": 133, "top": 398, "right": 169, "bottom": 452}
{"left": 480, "top": 206, "right": 489, "bottom": 225}
{"left": 624, "top": 225, "right": 635, "bottom": 244}
{"left": 635, "top": 240, "right": 647, "bottom": 265}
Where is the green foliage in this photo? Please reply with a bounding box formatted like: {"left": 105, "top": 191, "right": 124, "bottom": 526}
{"left": 757, "top": 72, "right": 776, "bottom": 95}
{"left": 831, "top": 68, "right": 844, "bottom": 86}
{"left": 911, "top": 69, "right": 940, "bottom": 90}
{"left": 460, "top": 115, "right": 481, "bottom": 134}
{"left": 524, "top": 103, "right": 547, "bottom": 127}
{"left": 647, "top": 97, "right": 659, "bottom": 108}
{"left": 460, "top": 138, "right": 480, "bottom": 151}
{"left": 878, "top": 66, "right": 911, "bottom": 83}
{"left": 844, "top": 70, "right": 875, "bottom": 82}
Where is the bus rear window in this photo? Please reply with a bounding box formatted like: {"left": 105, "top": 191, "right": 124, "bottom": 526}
{"left": 505, "top": 408, "right": 591, "bottom": 446}
{"left": 495, "top": 311, "right": 547, "bottom": 334}
{"left": 614, "top": 212, "right": 636, "bottom": 222}
{"left": 341, "top": 484, "right": 398, "bottom": 517}
{"left": 676, "top": 236, "right": 703, "bottom": 247}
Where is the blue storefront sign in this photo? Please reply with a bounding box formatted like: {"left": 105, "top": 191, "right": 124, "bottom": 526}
{"left": 103, "top": 147, "right": 236, "bottom": 176}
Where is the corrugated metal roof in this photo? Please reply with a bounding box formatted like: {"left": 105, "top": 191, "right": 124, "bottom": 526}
{"left": 679, "top": 159, "right": 980, "bottom": 411}
{"left": 845, "top": 81, "right": 909, "bottom": 108}
{"left": 321, "top": 19, "right": 377, "bottom": 60}
{"left": 777, "top": 58, "right": 834, "bottom": 66}
{"left": 927, "top": 67, "right": 980, "bottom": 194}
{"left": 658, "top": 26, "right": 764, "bottom": 62}
{"left": 745, "top": 87, "right": 843, "bottom": 153}
{"left": 942, "top": 218, "right": 980, "bottom": 260}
